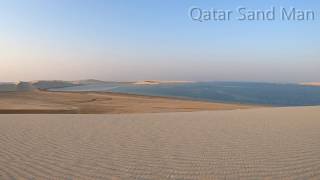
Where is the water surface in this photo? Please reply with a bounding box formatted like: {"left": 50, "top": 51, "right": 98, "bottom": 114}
{"left": 51, "top": 82, "right": 320, "bottom": 106}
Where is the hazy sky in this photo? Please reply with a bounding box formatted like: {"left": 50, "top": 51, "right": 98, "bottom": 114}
{"left": 0, "top": 0, "right": 319, "bottom": 82}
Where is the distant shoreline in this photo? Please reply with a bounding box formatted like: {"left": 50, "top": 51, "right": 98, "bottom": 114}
{"left": 2, "top": 80, "right": 320, "bottom": 107}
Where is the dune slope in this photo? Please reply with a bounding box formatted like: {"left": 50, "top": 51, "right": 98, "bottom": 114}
{"left": 0, "top": 107, "right": 320, "bottom": 179}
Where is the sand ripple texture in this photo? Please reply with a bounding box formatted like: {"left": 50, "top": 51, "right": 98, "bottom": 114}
{"left": 0, "top": 107, "right": 320, "bottom": 179}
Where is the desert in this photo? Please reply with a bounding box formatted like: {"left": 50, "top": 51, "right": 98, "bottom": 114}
{"left": 1, "top": 1, "right": 320, "bottom": 179}
{"left": 0, "top": 106, "right": 319, "bottom": 179}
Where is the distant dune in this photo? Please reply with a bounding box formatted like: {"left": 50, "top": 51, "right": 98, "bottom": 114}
{"left": 0, "top": 106, "right": 320, "bottom": 179}
{"left": 16, "top": 81, "right": 37, "bottom": 92}
{"left": 0, "top": 79, "right": 111, "bottom": 91}
{"left": 32, "top": 80, "right": 81, "bottom": 90}
{"left": 0, "top": 80, "right": 193, "bottom": 91}
{"left": 0, "top": 82, "right": 37, "bottom": 92}
{"left": 0, "top": 83, "right": 16, "bottom": 92}
{"left": 300, "top": 82, "right": 320, "bottom": 87}
{"left": 133, "top": 80, "right": 194, "bottom": 85}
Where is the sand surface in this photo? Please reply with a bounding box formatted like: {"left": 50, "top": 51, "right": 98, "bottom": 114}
{"left": 0, "top": 91, "right": 252, "bottom": 114}
{"left": 0, "top": 106, "right": 320, "bottom": 179}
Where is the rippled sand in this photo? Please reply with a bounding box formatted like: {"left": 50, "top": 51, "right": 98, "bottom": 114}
{"left": 1, "top": 107, "right": 320, "bottom": 179}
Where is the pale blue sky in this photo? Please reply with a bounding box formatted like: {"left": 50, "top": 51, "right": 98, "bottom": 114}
{"left": 0, "top": 0, "right": 319, "bottom": 82}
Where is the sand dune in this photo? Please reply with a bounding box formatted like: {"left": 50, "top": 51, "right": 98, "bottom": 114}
{"left": 16, "top": 82, "right": 37, "bottom": 92}
{"left": 301, "top": 82, "right": 320, "bottom": 87}
{"left": 0, "top": 80, "right": 109, "bottom": 91}
{"left": 0, "top": 83, "right": 16, "bottom": 92}
{"left": 32, "top": 80, "right": 79, "bottom": 90}
{"left": 0, "top": 82, "right": 37, "bottom": 92}
{"left": 0, "top": 106, "right": 320, "bottom": 179}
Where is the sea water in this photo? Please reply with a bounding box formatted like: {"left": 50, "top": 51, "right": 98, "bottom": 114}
{"left": 51, "top": 82, "right": 320, "bottom": 106}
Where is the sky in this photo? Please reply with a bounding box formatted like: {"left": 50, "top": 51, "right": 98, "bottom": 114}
{"left": 0, "top": 0, "right": 319, "bottom": 83}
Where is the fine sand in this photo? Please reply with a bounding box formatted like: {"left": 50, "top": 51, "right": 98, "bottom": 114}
{"left": 0, "top": 106, "right": 319, "bottom": 179}
{"left": 0, "top": 91, "right": 253, "bottom": 114}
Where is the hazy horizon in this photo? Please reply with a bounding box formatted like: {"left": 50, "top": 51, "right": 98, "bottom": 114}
{"left": 1, "top": 0, "right": 319, "bottom": 83}
{"left": 0, "top": 79, "right": 317, "bottom": 85}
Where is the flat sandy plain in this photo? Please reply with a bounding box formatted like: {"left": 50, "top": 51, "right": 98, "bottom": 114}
{"left": 0, "top": 106, "right": 320, "bottom": 179}
{"left": 0, "top": 91, "right": 252, "bottom": 114}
